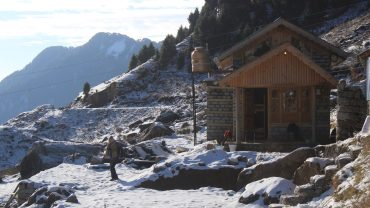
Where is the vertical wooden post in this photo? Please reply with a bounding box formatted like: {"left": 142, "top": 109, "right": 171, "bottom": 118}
{"left": 191, "top": 67, "right": 197, "bottom": 146}
{"left": 235, "top": 87, "right": 243, "bottom": 144}
{"left": 311, "top": 86, "right": 316, "bottom": 143}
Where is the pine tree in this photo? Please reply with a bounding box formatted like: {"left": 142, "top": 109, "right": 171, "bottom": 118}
{"left": 148, "top": 42, "right": 156, "bottom": 58}
{"left": 188, "top": 8, "right": 200, "bottom": 33}
{"left": 137, "top": 45, "right": 149, "bottom": 64}
{"left": 176, "top": 25, "right": 189, "bottom": 43}
{"left": 159, "top": 35, "right": 177, "bottom": 68}
{"left": 83, "top": 82, "right": 90, "bottom": 97}
{"left": 128, "top": 54, "right": 138, "bottom": 71}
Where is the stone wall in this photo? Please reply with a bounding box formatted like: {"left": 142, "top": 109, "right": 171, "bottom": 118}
{"left": 336, "top": 80, "right": 367, "bottom": 141}
{"left": 315, "top": 86, "right": 331, "bottom": 144}
{"left": 207, "top": 87, "right": 234, "bottom": 141}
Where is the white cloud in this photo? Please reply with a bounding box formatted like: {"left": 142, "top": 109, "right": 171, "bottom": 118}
{"left": 0, "top": 0, "right": 204, "bottom": 44}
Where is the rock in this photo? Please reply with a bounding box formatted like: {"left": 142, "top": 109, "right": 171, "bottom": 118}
{"left": 227, "top": 158, "right": 239, "bottom": 165}
{"left": 310, "top": 175, "right": 328, "bottom": 193}
{"left": 176, "top": 146, "right": 189, "bottom": 153}
{"left": 155, "top": 110, "right": 180, "bottom": 124}
{"left": 293, "top": 157, "right": 333, "bottom": 185}
{"left": 239, "top": 177, "right": 295, "bottom": 206}
{"left": 335, "top": 153, "right": 353, "bottom": 169}
{"left": 153, "top": 164, "right": 167, "bottom": 173}
{"left": 141, "top": 122, "right": 174, "bottom": 141}
{"left": 66, "top": 194, "right": 79, "bottom": 203}
{"left": 206, "top": 143, "right": 215, "bottom": 150}
{"left": 124, "top": 132, "right": 138, "bottom": 144}
{"left": 324, "top": 165, "right": 338, "bottom": 179}
{"left": 239, "top": 194, "right": 260, "bottom": 204}
{"left": 46, "top": 192, "right": 63, "bottom": 208}
{"left": 294, "top": 183, "right": 315, "bottom": 197}
{"left": 20, "top": 149, "right": 43, "bottom": 179}
{"left": 280, "top": 194, "right": 309, "bottom": 206}
{"left": 139, "top": 122, "right": 153, "bottom": 132}
{"left": 129, "top": 120, "right": 143, "bottom": 129}
{"left": 236, "top": 148, "right": 315, "bottom": 190}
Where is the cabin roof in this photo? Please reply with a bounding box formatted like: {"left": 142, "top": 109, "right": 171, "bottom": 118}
{"left": 219, "top": 43, "right": 338, "bottom": 88}
{"left": 217, "top": 18, "right": 349, "bottom": 61}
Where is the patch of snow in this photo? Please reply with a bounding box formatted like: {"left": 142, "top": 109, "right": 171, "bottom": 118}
{"left": 306, "top": 157, "right": 333, "bottom": 169}
{"left": 106, "top": 40, "right": 126, "bottom": 57}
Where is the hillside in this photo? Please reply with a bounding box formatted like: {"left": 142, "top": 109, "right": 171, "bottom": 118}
{"left": 0, "top": 33, "right": 158, "bottom": 124}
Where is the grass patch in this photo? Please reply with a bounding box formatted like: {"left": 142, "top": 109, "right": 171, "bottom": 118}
{"left": 334, "top": 185, "right": 363, "bottom": 202}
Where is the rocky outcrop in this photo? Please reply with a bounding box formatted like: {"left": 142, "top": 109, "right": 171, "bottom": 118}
{"left": 18, "top": 141, "right": 103, "bottom": 179}
{"left": 85, "top": 82, "right": 117, "bottom": 107}
{"left": 236, "top": 147, "right": 315, "bottom": 190}
{"left": 141, "top": 122, "right": 174, "bottom": 141}
{"left": 155, "top": 110, "right": 180, "bottom": 124}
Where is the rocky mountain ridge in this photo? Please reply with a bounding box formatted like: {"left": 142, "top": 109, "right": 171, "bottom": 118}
{"left": 0, "top": 33, "right": 158, "bottom": 123}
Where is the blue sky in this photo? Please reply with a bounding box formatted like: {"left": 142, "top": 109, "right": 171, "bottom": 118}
{"left": 0, "top": 0, "right": 204, "bottom": 81}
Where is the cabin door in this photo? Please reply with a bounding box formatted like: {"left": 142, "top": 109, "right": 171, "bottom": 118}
{"left": 244, "top": 88, "right": 268, "bottom": 141}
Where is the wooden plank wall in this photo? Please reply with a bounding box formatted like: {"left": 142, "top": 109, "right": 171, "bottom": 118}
{"left": 223, "top": 51, "right": 328, "bottom": 88}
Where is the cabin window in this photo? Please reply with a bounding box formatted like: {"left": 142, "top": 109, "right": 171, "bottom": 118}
{"left": 283, "top": 89, "right": 297, "bottom": 112}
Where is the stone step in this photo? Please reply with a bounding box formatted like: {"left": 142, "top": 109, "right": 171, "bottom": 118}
{"left": 294, "top": 183, "right": 315, "bottom": 196}
{"left": 280, "top": 194, "right": 310, "bottom": 206}
{"left": 335, "top": 153, "right": 353, "bottom": 169}
{"left": 324, "top": 164, "right": 338, "bottom": 179}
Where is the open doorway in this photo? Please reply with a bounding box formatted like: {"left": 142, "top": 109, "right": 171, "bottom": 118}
{"left": 244, "top": 88, "right": 268, "bottom": 141}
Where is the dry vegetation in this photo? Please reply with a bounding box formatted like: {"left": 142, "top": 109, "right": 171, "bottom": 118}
{"left": 333, "top": 136, "right": 370, "bottom": 206}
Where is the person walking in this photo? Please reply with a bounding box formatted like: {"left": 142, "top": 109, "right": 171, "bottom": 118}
{"left": 107, "top": 136, "right": 120, "bottom": 181}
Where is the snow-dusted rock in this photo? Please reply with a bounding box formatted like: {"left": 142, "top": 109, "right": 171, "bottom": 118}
{"left": 141, "top": 122, "right": 174, "bottom": 141}
{"left": 293, "top": 157, "right": 334, "bottom": 185}
{"left": 335, "top": 153, "right": 353, "bottom": 169}
{"left": 155, "top": 110, "right": 180, "bottom": 124}
{"left": 237, "top": 147, "right": 315, "bottom": 190}
{"left": 239, "top": 177, "right": 296, "bottom": 206}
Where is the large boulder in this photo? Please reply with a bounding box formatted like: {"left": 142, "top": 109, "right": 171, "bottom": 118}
{"left": 236, "top": 147, "right": 315, "bottom": 190}
{"left": 141, "top": 122, "right": 174, "bottom": 141}
{"left": 239, "top": 177, "right": 296, "bottom": 206}
{"left": 155, "top": 110, "right": 180, "bottom": 124}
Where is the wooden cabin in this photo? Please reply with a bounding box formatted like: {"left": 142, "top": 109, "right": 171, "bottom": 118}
{"left": 207, "top": 18, "right": 348, "bottom": 146}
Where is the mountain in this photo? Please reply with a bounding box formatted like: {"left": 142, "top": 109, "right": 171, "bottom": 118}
{"left": 0, "top": 33, "right": 158, "bottom": 123}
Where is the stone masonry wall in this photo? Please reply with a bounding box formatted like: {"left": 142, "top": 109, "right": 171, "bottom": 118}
{"left": 315, "top": 86, "right": 331, "bottom": 144}
{"left": 207, "top": 87, "right": 234, "bottom": 141}
{"left": 336, "top": 80, "right": 367, "bottom": 141}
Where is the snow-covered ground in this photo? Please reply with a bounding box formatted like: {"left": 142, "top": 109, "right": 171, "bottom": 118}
{"left": 0, "top": 137, "right": 286, "bottom": 207}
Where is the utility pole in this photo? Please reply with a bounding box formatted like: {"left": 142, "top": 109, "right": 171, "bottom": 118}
{"left": 189, "top": 36, "right": 197, "bottom": 146}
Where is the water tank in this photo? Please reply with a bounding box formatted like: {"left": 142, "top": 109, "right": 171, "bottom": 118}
{"left": 191, "top": 47, "right": 211, "bottom": 73}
